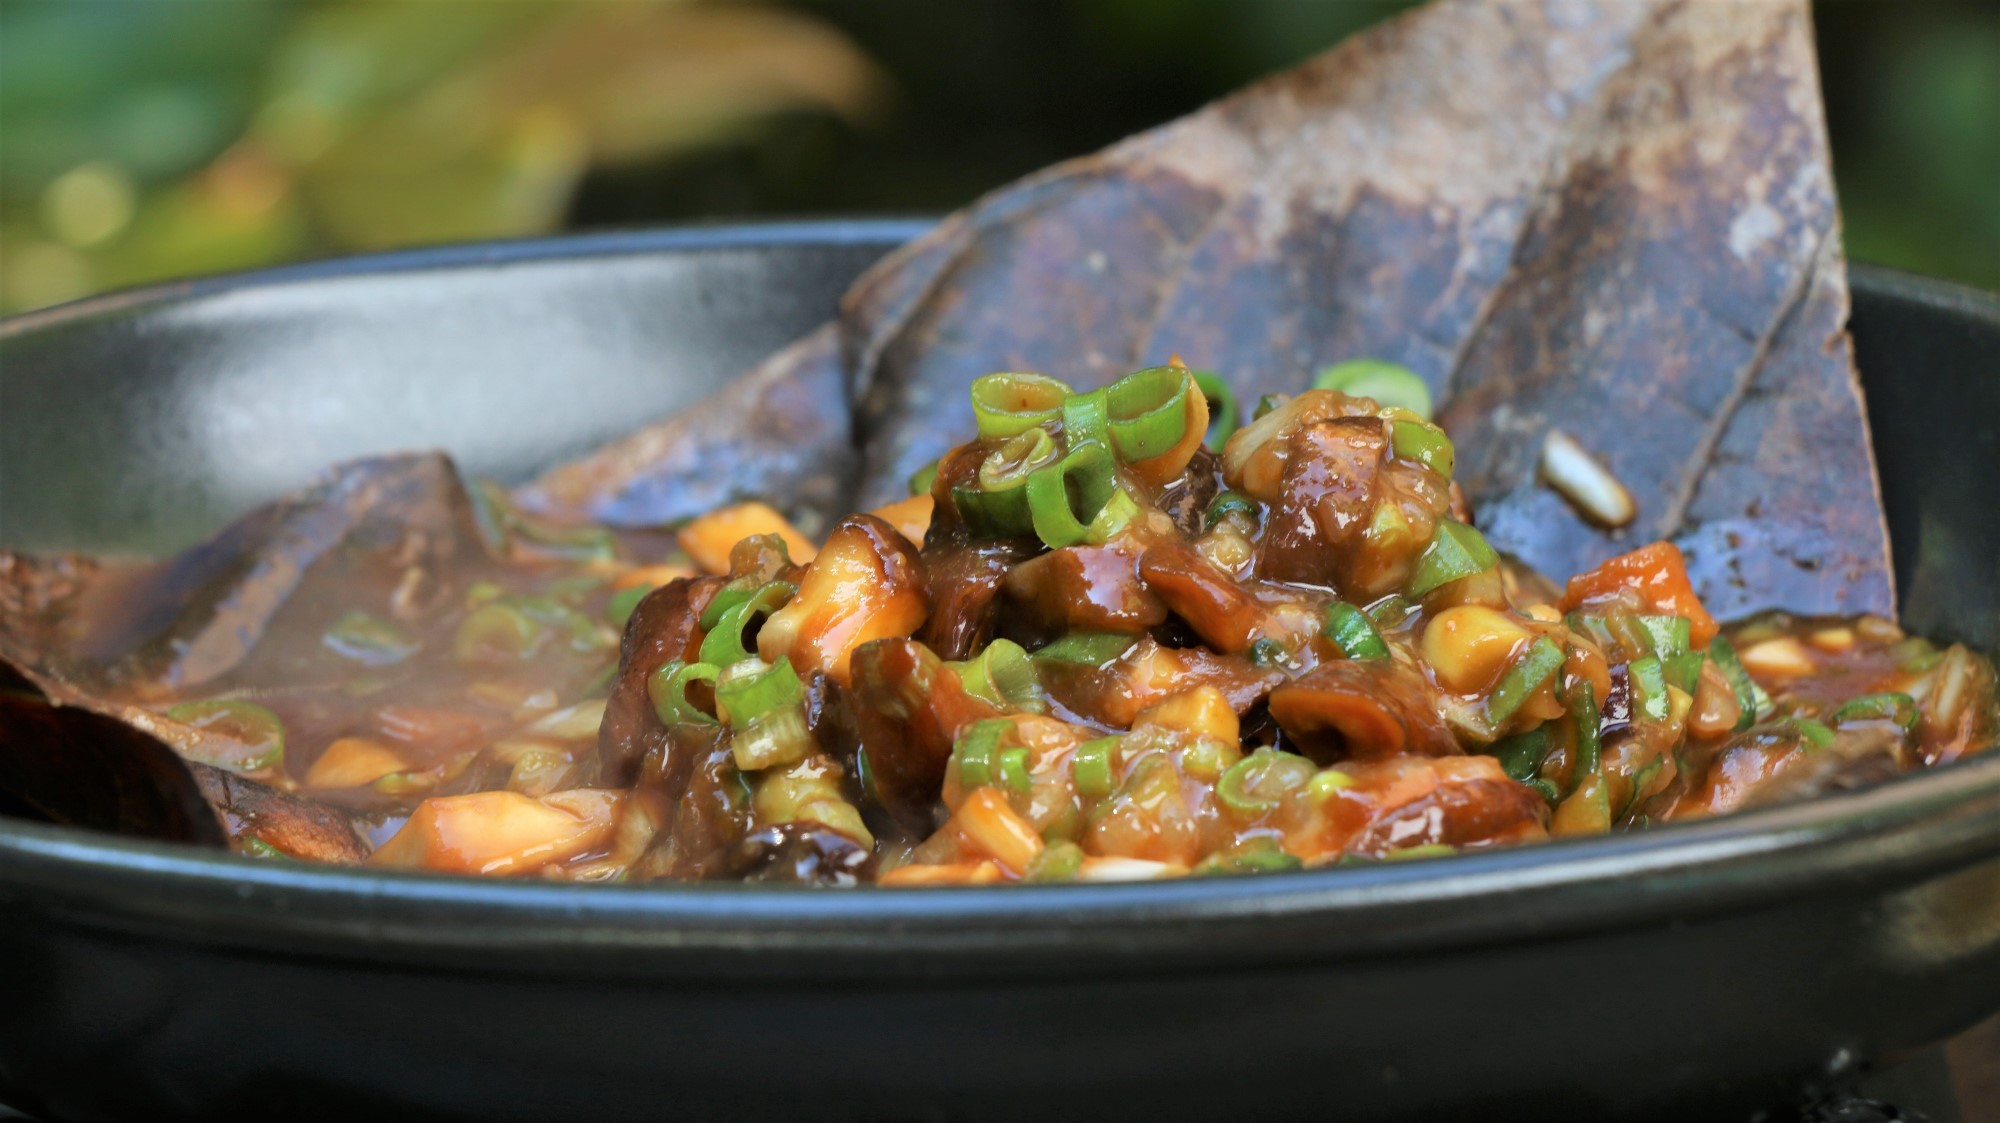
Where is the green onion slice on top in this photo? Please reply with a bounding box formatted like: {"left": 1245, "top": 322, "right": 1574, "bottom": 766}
{"left": 1389, "top": 419, "right": 1455, "bottom": 480}
{"left": 1314, "top": 359, "right": 1433, "bottom": 419}
{"left": 649, "top": 660, "right": 721, "bottom": 726}
{"left": 1105, "top": 366, "right": 1194, "bottom": 463}
{"left": 971, "top": 372, "right": 1072, "bottom": 440}
{"left": 1406, "top": 519, "right": 1499, "bottom": 597}
{"left": 165, "top": 699, "right": 287, "bottom": 772}
{"left": 1323, "top": 601, "right": 1391, "bottom": 660}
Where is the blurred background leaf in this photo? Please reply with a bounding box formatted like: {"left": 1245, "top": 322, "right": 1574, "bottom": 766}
{"left": 1, "top": 0, "right": 1993, "bottom": 314}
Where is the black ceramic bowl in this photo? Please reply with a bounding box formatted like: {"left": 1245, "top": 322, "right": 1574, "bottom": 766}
{"left": 1, "top": 222, "right": 1996, "bottom": 1123}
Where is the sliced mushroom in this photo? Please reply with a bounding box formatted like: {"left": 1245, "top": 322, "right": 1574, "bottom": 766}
{"left": 758, "top": 515, "right": 930, "bottom": 685}
{"left": 1004, "top": 540, "right": 1166, "bottom": 637}
{"left": 1138, "top": 541, "right": 1267, "bottom": 653}
{"left": 1267, "top": 660, "right": 1459, "bottom": 763}
{"left": 847, "top": 638, "right": 1006, "bottom": 828}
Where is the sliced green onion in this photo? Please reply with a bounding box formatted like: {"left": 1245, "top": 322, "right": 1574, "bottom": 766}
{"left": 954, "top": 718, "right": 1011, "bottom": 790}
{"left": 1323, "top": 601, "right": 1391, "bottom": 660}
{"left": 698, "top": 580, "right": 758, "bottom": 630}
{"left": 1664, "top": 651, "right": 1705, "bottom": 695}
{"left": 165, "top": 699, "right": 286, "bottom": 772}
{"left": 715, "top": 657, "right": 805, "bottom": 725}
{"left": 908, "top": 458, "right": 941, "bottom": 497}
{"left": 1832, "top": 692, "right": 1920, "bottom": 730}
{"left": 1202, "top": 838, "right": 1302, "bottom": 874}
{"left": 515, "top": 520, "right": 617, "bottom": 562}
{"left": 1565, "top": 680, "right": 1601, "bottom": 797}
{"left": 1216, "top": 748, "right": 1314, "bottom": 818}
{"left": 606, "top": 585, "right": 651, "bottom": 627}
{"left": 1627, "top": 656, "right": 1670, "bottom": 723}
{"left": 1072, "top": 736, "right": 1119, "bottom": 798}
{"left": 1035, "top": 631, "right": 1137, "bottom": 667}
{"left": 1105, "top": 366, "right": 1194, "bottom": 462}
{"left": 971, "top": 372, "right": 1071, "bottom": 439}
{"left": 998, "top": 747, "right": 1033, "bottom": 793}
{"left": 511, "top": 595, "right": 614, "bottom": 654}
{"left": 1313, "top": 359, "right": 1433, "bottom": 419}
{"left": 731, "top": 704, "right": 816, "bottom": 771}
{"left": 698, "top": 581, "right": 795, "bottom": 666}
{"left": 1026, "top": 839, "right": 1085, "bottom": 882}
{"left": 1526, "top": 778, "right": 1561, "bottom": 806}
{"left": 1637, "top": 615, "right": 1692, "bottom": 659}
{"left": 1490, "top": 726, "right": 1552, "bottom": 783}
{"left": 1204, "top": 490, "right": 1258, "bottom": 531}
{"left": 1060, "top": 387, "right": 1111, "bottom": 453}
{"left": 323, "top": 611, "right": 419, "bottom": 667}
{"left": 1706, "top": 636, "right": 1760, "bottom": 733}
{"left": 239, "top": 836, "right": 292, "bottom": 861}
{"left": 1390, "top": 420, "right": 1455, "bottom": 480}
{"left": 452, "top": 603, "right": 545, "bottom": 665}
{"left": 980, "top": 426, "right": 1060, "bottom": 492}
{"left": 1406, "top": 519, "right": 1499, "bottom": 597}
{"left": 465, "top": 580, "right": 506, "bottom": 607}
{"left": 952, "top": 638, "right": 1046, "bottom": 713}
{"left": 1025, "top": 440, "right": 1121, "bottom": 549}
{"left": 649, "top": 660, "right": 720, "bottom": 726}
{"left": 1192, "top": 371, "right": 1239, "bottom": 448}
{"left": 1489, "top": 636, "right": 1565, "bottom": 726}
{"left": 951, "top": 484, "right": 1031, "bottom": 538}
{"left": 1087, "top": 487, "right": 1141, "bottom": 544}
{"left": 1788, "top": 717, "right": 1836, "bottom": 751}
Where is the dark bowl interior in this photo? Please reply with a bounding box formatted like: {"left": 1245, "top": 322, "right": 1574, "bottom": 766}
{"left": 0, "top": 223, "right": 1997, "bottom": 1122}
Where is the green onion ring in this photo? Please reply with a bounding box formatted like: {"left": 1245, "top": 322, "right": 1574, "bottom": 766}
{"left": 1389, "top": 419, "right": 1455, "bottom": 480}
{"left": 1313, "top": 359, "right": 1434, "bottom": 419}
{"left": 1406, "top": 519, "right": 1499, "bottom": 597}
{"left": 954, "top": 718, "right": 1011, "bottom": 790}
{"left": 715, "top": 657, "right": 806, "bottom": 726}
{"left": 1105, "top": 366, "right": 1194, "bottom": 463}
{"left": 1191, "top": 371, "right": 1239, "bottom": 449}
{"left": 1323, "top": 601, "right": 1391, "bottom": 660}
{"left": 1071, "top": 736, "right": 1119, "bottom": 798}
{"left": 1060, "top": 388, "right": 1111, "bottom": 453}
{"left": 971, "top": 372, "right": 1072, "bottom": 440}
{"left": 1026, "top": 440, "right": 1120, "bottom": 549}
{"left": 698, "top": 581, "right": 796, "bottom": 666}
{"left": 649, "top": 660, "right": 721, "bottom": 726}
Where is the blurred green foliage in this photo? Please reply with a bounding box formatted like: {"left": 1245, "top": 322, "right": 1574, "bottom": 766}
{"left": 1, "top": 0, "right": 1993, "bottom": 314}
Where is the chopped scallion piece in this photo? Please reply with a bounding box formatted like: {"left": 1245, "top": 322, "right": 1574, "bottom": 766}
{"left": 323, "top": 611, "right": 419, "bottom": 667}
{"left": 1060, "top": 387, "right": 1111, "bottom": 452}
{"left": 1490, "top": 726, "right": 1551, "bottom": 782}
{"left": 1246, "top": 637, "right": 1291, "bottom": 668}
{"left": 908, "top": 458, "right": 941, "bottom": 497}
{"left": 1832, "top": 692, "right": 1920, "bottom": 730}
{"left": 953, "top": 718, "right": 1011, "bottom": 790}
{"left": 1566, "top": 680, "right": 1601, "bottom": 796}
{"left": 1664, "top": 651, "right": 1705, "bottom": 695}
{"left": 648, "top": 660, "right": 720, "bottom": 726}
{"left": 1071, "top": 736, "right": 1119, "bottom": 798}
{"left": 1705, "top": 636, "right": 1760, "bottom": 733}
{"left": 1216, "top": 748, "right": 1314, "bottom": 818}
{"left": 1313, "top": 359, "right": 1433, "bottom": 418}
{"left": 1788, "top": 717, "right": 1836, "bottom": 751}
{"left": 714, "top": 658, "right": 805, "bottom": 726}
{"left": 605, "top": 585, "right": 651, "bottom": 628}
{"left": 452, "top": 603, "right": 545, "bottom": 665}
{"left": 1323, "top": 601, "right": 1391, "bottom": 660}
{"left": 1406, "top": 519, "right": 1499, "bottom": 597}
{"left": 1026, "top": 840, "right": 1085, "bottom": 882}
{"left": 998, "top": 747, "right": 1033, "bottom": 793}
{"left": 165, "top": 699, "right": 286, "bottom": 772}
{"left": 951, "top": 639, "right": 1046, "bottom": 713}
{"left": 1488, "top": 637, "right": 1565, "bottom": 726}
{"left": 1034, "top": 631, "right": 1137, "bottom": 667}
{"left": 698, "top": 581, "right": 795, "bottom": 666}
{"left": 1105, "top": 366, "right": 1194, "bottom": 462}
{"left": 970, "top": 372, "right": 1071, "bottom": 440}
{"left": 1204, "top": 490, "right": 1259, "bottom": 531}
{"left": 1390, "top": 419, "right": 1455, "bottom": 479}
{"left": 1627, "top": 656, "right": 1670, "bottom": 722}
{"left": 1025, "top": 440, "right": 1121, "bottom": 548}
{"left": 1637, "top": 615, "right": 1692, "bottom": 659}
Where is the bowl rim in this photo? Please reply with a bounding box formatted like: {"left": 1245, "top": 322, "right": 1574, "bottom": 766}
{"left": 3, "top": 221, "right": 1998, "bottom": 979}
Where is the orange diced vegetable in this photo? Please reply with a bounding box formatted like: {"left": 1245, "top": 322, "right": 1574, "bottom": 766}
{"left": 612, "top": 563, "right": 696, "bottom": 591}
{"left": 371, "top": 789, "right": 623, "bottom": 876}
{"left": 868, "top": 494, "right": 935, "bottom": 548}
{"left": 877, "top": 860, "right": 1006, "bottom": 887}
{"left": 953, "top": 787, "right": 1044, "bottom": 875}
{"left": 1133, "top": 686, "right": 1239, "bottom": 743}
{"left": 304, "top": 737, "right": 409, "bottom": 790}
{"left": 1560, "top": 541, "right": 1718, "bottom": 646}
{"left": 676, "top": 502, "right": 816, "bottom": 574}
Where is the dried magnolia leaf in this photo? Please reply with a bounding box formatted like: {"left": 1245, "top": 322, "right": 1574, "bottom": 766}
{"left": 838, "top": 0, "right": 1884, "bottom": 615}
{"left": 515, "top": 324, "right": 852, "bottom": 534}
{"left": 0, "top": 692, "right": 223, "bottom": 846}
